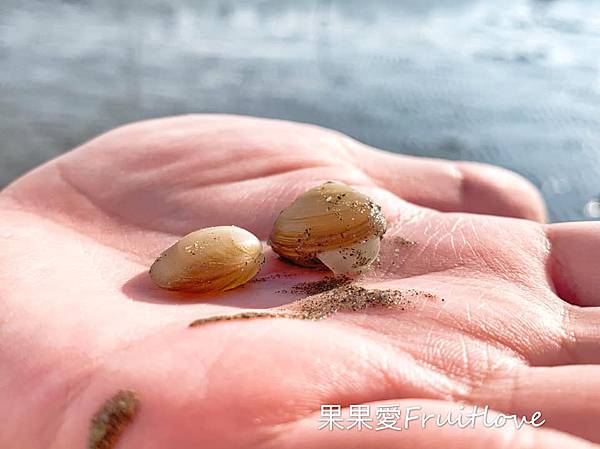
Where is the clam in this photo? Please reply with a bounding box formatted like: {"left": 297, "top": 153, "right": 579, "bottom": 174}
{"left": 269, "top": 181, "right": 387, "bottom": 275}
{"left": 150, "top": 226, "right": 264, "bottom": 293}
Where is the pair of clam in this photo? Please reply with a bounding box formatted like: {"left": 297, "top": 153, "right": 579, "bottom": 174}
{"left": 150, "top": 182, "right": 387, "bottom": 293}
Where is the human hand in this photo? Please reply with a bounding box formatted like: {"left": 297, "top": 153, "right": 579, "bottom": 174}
{"left": 1, "top": 115, "right": 598, "bottom": 448}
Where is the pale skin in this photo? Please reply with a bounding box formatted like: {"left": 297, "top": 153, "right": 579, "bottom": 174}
{"left": 1, "top": 115, "right": 599, "bottom": 449}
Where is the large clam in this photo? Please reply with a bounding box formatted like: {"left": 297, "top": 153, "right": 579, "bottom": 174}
{"left": 269, "top": 181, "right": 387, "bottom": 275}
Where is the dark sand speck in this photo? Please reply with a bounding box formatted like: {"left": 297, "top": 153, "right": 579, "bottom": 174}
{"left": 88, "top": 390, "right": 139, "bottom": 449}
{"left": 188, "top": 278, "right": 442, "bottom": 327}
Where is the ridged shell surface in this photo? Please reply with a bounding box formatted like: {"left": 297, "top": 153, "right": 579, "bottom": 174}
{"left": 269, "top": 182, "right": 387, "bottom": 267}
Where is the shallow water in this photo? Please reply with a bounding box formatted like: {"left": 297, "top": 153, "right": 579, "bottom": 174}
{"left": 1, "top": 0, "right": 599, "bottom": 222}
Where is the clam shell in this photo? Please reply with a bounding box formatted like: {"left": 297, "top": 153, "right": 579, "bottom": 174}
{"left": 268, "top": 181, "right": 387, "bottom": 267}
{"left": 150, "top": 226, "right": 264, "bottom": 293}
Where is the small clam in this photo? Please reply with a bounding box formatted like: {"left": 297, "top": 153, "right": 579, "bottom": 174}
{"left": 150, "top": 226, "right": 264, "bottom": 293}
{"left": 269, "top": 181, "right": 387, "bottom": 275}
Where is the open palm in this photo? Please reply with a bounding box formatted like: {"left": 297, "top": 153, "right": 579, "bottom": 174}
{"left": 1, "top": 115, "right": 599, "bottom": 448}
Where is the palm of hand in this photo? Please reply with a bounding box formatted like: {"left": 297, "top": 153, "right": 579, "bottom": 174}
{"left": 1, "top": 116, "right": 599, "bottom": 449}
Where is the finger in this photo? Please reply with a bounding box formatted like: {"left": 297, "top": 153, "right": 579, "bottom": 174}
{"left": 7, "top": 115, "right": 546, "bottom": 241}
{"left": 562, "top": 306, "right": 600, "bottom": 365}
{"left": 546, "top": 222, "right": 600, "bottom": 306}
{"left": 345, "top": 140, "right": 546, "bottom": 222}
{"left": 267, "top": 399, "right": 597, "bottom": 449}
{"left": 469, "top": 365, "right": 600, "bottom": 443}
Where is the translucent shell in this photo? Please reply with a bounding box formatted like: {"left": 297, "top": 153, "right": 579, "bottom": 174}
{"left": 150, "top": 226, "right": 264, "bottom": 293}
{"left": 268, "top": 181, "right": 387, "bottom": 275}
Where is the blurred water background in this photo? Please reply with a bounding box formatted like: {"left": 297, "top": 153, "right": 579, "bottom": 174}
{"left": 1, "top": 0, "right": 599, "bottom": 222}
